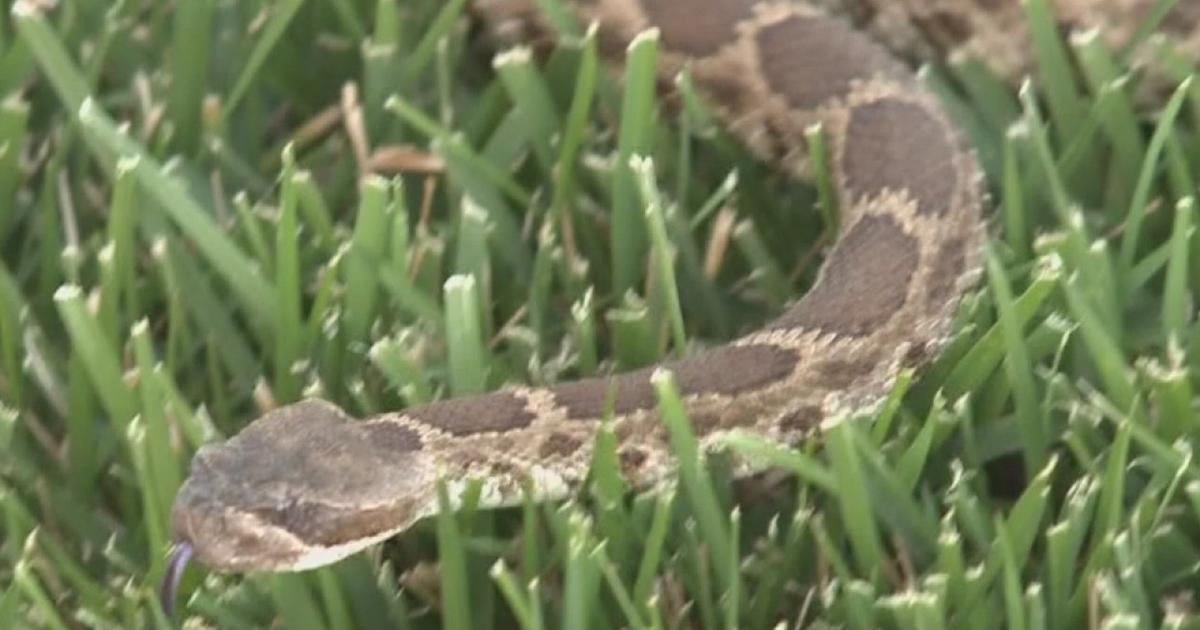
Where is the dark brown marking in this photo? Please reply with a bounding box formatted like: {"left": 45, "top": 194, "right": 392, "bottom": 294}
{"left": 540, "top": 432, "right": 584, "bottom": 458}
{"left": 757, "top": 15, "right": 907, "bottom": 109}
{"left": 772, "top": 214, "right": 919, "bottom": 336}
{"left": 1162, "top": 3, "right": 1200, "bottom": 38}
{"left": 839, "top": 0, "right": 879, "bottom": 26}
{"left": 926, "top": 237, "right": 967, "bottom": 308}
{"left": 639, "top": 0, "right": 756, "bottom": 57}
{"left": 970, "top": 0, "right": 1009, "bottom": 11}
{"left": 842, "top": 98, "right": 960, "bottom": 217}
{"left": 251, "top": 501, "right": 410, "bottom": 548}
{"left": 613, "top": 420, "right": 636, "bottom": 441}
{"left": 553, "top": 371, "right": 655, "bottom": 420}
{"left": 359, "top": 420, "right": 422, "bottom": 453}
{"left": 689, "top": 410, "right": 724, "bottom": 436}
{"left": 913, "top": 11, "right": 974, "bottom": 48}
{"left": 488, "top": 459, "right": 522, "bottom": 477}
{"left": 619, "top": 447, "right": 648, "bottom": 476}
{"left": 612, "top": 415, "right": 668, "bottom": 443}
{"left": 900, "top": 341, "right": 932, "bottom": 371}
{"left": 698, "top": 70, "right": 754, "bottom": 117}
{"left": 593, "top": 23, "right": 633, "bottom": 60}
{"left": 552, "top": 344, "right": 798, "bottom": 420}
{"left": 814, "top": 357, "right": 873, "bottom": 390}
{"left": 670, "top": 344, "right": 798, "bottom": 398}
{"left": 405, "top": 392, "right": 535, "bottom": 436}
{"left": 779, "top": 405, "right": 822, "bottom": 433}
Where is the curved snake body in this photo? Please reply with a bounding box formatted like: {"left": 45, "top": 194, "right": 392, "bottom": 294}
{"left": 168, "top": 0, "right": 1199, "bottom": 577}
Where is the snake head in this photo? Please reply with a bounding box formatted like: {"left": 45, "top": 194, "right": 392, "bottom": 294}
{"left": 171, "top": 399, "right": 436, "bottom": 572}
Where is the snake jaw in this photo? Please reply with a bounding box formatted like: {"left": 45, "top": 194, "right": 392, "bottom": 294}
{"left": 171, "top": 491, "right": 314, "bottom": 571}
{"left": 172, "top": 483, "right": 430, "bottom": 572}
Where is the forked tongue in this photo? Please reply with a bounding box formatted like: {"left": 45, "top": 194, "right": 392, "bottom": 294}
{"left": 159, "top": 542, "right": 193, "bottom": 617}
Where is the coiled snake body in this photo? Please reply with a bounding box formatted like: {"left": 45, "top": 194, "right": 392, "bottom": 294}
{"left": 168, "top": 0, "right": 1200, "bottom": 578}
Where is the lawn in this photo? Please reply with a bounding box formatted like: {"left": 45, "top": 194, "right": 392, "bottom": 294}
{"left": 2, "top": 0, "right": 1200, "bottom": 628}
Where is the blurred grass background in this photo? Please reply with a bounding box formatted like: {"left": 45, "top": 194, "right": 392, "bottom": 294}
{"left": 1, "top": 0, "right": 1199, "bottom": 627}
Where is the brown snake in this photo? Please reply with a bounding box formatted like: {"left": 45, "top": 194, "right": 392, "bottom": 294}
{"left": 164, "top": 0, "right": 1199, "bottom": 601}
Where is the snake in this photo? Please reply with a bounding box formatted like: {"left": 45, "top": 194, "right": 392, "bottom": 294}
{"left": 162, "top": 0, "right": 1200, "bottom": 605}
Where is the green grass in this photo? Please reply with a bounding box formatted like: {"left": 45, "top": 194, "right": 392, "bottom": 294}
{"left": 1, "top": 0, "right": 1199, "bottom": 627}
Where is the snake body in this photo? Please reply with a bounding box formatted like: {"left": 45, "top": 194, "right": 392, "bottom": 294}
{"left": 169, "top": 0, "right": 1199, "bottom": 575}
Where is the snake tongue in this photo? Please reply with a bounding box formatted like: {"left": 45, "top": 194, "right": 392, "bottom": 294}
{"left": 159, "top": 542, "right": 193, "bottom": 617}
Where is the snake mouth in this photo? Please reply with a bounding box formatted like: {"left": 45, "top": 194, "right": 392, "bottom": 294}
{"left": 171, "top": 495, "right": 420, "bottom": 576}
{"left": 172, "top": 491, "right": 313, "bottom": 573}
{"left": 161, "top": 503, "right": 409, "bottom": 615}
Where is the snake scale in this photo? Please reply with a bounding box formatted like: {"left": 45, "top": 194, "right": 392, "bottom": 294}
{"left": 166, "top": 0, "right": 1200, "bottom": 586}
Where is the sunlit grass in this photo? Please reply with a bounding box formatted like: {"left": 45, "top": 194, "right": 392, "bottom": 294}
{"left": 1, "top": 0, "right": 1198, "bottom": 627}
